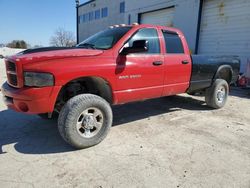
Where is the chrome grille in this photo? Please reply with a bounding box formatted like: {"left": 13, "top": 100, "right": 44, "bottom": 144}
{"left": 8, "top": 74, "right": 18, "bottom": 85}
{"left": 6, "top": 60, "right": 18, "bottom": 87}
{"left": 7, "top": 61, "right": 16, "bottom": 72}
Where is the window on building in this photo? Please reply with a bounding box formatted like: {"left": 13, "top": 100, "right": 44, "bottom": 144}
{"left": 128, "top": 14, "right": 131, "bottom": 25}
{"left": 89, "top": 12, "right": 94, "bottom": 21}
{"left": 120, "top": 2, "right": 125, "bottom": 13}
{"left": 95, "top": 9, "right": 100, "bottom": 19}
{"left": 101, "top": 7, "right": 108, "bottom": 18}
{"left": 126, "top": 28, "right": 160, "bottom": 54}
{"left": 79, "top": 15, "right": 86, "bottom": 23}
{"left": 162, "top": 30, "right": 184, "bottom": 54}
{"left": 85, "top": 13, "right": 89, "bottom": 22}
{"left": 81, "top": 14, "right": 86, "bottom": 23}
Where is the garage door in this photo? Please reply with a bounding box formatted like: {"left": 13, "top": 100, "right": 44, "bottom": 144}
{"left": 140, "top": 8, "right": 175, "bottom": 27}
{"left": 198, "top": 0, "right": 250, "bottom": 72}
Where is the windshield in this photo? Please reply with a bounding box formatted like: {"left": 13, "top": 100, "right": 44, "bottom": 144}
{"left": 77, "top": 27, "right": 132, "bottom": 50}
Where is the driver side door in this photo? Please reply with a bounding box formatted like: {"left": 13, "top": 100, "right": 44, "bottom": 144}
{"left": 115, "top": 28, "right": 165, "bottom": 103}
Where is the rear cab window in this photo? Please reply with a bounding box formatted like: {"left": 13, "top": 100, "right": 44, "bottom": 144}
{"left": 162, "top": 30, "right": 184, "bottom": 54}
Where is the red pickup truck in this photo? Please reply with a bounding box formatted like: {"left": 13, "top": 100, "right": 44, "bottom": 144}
{"left": 1, "top": 24, "right": 240, "bottom": 149}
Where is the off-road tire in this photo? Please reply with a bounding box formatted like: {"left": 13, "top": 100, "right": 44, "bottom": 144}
{"left": 58, "top": 94, "right": 113, "bottom": 149}
{"left": 205, "top": 79, "right": 229, "bottom": 109}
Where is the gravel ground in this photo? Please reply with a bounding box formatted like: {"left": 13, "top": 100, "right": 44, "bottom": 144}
{"left": 0, "top": 59, "right": 250, "bottom": 188}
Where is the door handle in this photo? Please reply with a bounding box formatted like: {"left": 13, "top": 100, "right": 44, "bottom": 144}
{"left": 182, "top": 60, "right": 189, "bottom": 65}
{"left": 153, "top": 61, "right": 163, "bottom": 66}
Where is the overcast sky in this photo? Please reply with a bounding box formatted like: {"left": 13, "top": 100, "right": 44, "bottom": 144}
{"left": 0, "top": 0, "right": 88, "bottom": 46}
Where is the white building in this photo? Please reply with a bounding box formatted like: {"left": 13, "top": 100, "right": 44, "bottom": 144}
{"left": 77, "top": 0, "right": 250, "bottom": 73}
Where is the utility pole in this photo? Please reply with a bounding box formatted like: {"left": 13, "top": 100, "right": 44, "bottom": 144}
{"left": 76, "top": 0, "right": 80, "bottom": 44}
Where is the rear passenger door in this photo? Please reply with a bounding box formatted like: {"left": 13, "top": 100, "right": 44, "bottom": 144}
{"left": 162, "top": 30, "right": 192, "bottom": 96}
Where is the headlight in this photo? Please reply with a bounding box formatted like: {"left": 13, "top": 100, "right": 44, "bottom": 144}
{"left": 24, "top": 72, "right": 54, "bottom": 87}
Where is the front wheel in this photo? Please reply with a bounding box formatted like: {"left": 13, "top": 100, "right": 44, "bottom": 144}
{"left": 205, "top": 79, "right": 229, "bottom": 109}
{"left": 58, "top": 94, "right": 113, "bottom": 149}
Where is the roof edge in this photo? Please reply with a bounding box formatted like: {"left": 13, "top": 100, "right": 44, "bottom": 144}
{"left": 78, "top": 0, "right": 95, "bottom": 8}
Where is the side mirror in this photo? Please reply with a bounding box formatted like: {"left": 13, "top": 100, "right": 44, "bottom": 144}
{"left": 120, "top": 40, "right": 148, "bottom": 55}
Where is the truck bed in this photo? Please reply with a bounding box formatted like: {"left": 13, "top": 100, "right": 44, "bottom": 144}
{"left": 188, "top": 55, "right": 240, "bottom": 92}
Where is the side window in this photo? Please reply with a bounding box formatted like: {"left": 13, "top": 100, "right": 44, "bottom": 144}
{"left": 89, "top": 12, "right": 94, "bottom": 21}
{"left": 78, "top": 16, "right": 81, "bottom": 24}
{"left": 102, "top": 7, "right": 108, "bottom": 18}
{"left": 82, "top": 14, "right": 86, "bottom": 23}
{"left": 120, "top": 2, "right": 125, "bottom": 13}
{"left": 95, "top": 10, "right": 100, "bottom": 20}
{"left": 85, "top": 13, "right": 89, "bottom": 22}
{"left": 162, "top": 30, "right": 184, "bottom": 54}
{"left": 127, "top": 28, "right": 160, "bottom": 54}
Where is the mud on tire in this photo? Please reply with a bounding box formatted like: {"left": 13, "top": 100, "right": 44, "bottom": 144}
{"left": 58, "top": 94, "right": 113, "bottom": 149}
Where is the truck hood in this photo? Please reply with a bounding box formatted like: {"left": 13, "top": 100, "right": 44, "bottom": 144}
{"left": 13, "top": 47, "right": 104, "bottom": 63}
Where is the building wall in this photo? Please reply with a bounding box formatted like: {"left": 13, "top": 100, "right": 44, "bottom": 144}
{"left": 125, "top": 0, "right": 201, "bottom": 53}
{"left": 77, "top": 0, "right": 248, "bottom": 73}
{"left": 78, "top": 0, "right": 201, "bottom": 53}
{"left": 174, "top": 0, "right": 201, "bottom": 53}
{"left": 78, "top": 0, "right": 125, "bottom": 42}
{"left": 198, "top": 0, "right": 250, "bottom": 73}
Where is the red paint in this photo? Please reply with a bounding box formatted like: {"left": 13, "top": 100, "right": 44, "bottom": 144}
{"left": 1, "top": 24, "right": 192, "bottom": 114}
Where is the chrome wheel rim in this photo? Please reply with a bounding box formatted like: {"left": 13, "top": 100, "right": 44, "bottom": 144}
{"left": 76, "top": 107, "right": 104, "bottom": 138}
{"left": 216, "top": 86, "right": 226, "bottom": 103}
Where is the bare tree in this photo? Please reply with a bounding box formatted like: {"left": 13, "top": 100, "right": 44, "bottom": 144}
{"left": 7, "top": 40, "right": 28, "bottom": 49}
{"left": 50, "top": 28, "right": 76, "bottom": 47}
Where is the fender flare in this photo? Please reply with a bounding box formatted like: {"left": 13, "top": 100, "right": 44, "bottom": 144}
{"left": 213, "top": 65, "right": 233, "bottom": 84}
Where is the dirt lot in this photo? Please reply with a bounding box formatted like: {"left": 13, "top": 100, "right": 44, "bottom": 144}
{"left": 0, "top": 59, "right": 250, "bottom": 188}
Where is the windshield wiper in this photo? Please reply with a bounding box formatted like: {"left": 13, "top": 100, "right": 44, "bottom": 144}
{"left": 77, "top": 43, "right": 97, "bottom": 49}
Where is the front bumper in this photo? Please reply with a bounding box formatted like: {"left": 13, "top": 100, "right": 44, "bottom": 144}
{"left": 1, "top": 82, "right": 61, "bottom": 114}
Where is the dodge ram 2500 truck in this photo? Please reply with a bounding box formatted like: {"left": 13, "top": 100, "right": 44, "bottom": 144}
{"left": 1, "top": 24, "right": 240, "bottom": 149}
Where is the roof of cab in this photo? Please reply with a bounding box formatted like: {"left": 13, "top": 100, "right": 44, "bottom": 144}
{"left": 131, "top": 24, "right": 183, "bottom": 36}
{"left": 108, "top": 23, "right": 184, "bottom": 36}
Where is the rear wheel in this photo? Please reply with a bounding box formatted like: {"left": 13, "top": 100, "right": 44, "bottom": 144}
{"left": 58, "top": 94, "right": 113, "bottom": 149}
{"left": 205, "top": 79, "right": 229, "bottom": 109}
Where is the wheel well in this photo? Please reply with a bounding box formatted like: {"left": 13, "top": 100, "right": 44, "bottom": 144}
{"left": 214, "top": 66, "right": 233, "bottom": 84}
{"left": 54, "top": 77, "right": 113, "bottom": 113}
